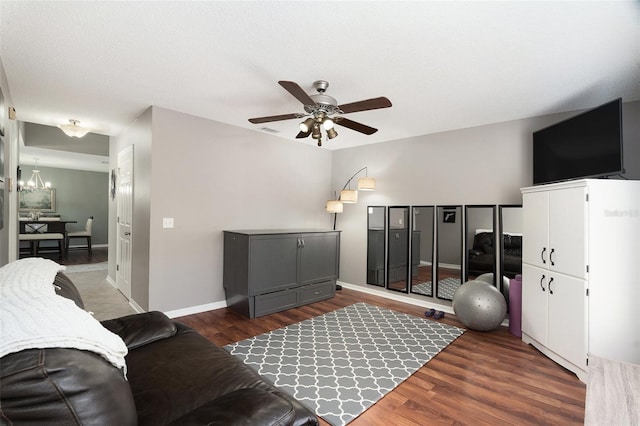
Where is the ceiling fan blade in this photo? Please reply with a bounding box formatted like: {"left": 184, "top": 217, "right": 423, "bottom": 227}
{"left": 296, "top": 130, "right": 311, "bottom": 139}
{"left": 334, "top": 117, "right": 378, "bottom": 135}
{"left": 248, "top": 113, "right": 301, "bottom": 124}
{"left": 278, "top": 81, "right": 316, "bottom": 106}
{"left": 338, "top": 97, "right": 392, "bottom": 114}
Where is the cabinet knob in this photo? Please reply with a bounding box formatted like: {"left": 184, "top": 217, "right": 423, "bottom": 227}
{"left": 541, "top": 247, "right": 547, "bottom": 264}
{"left": 549, "top": 248, "right": 555, "bottom": 266}
{"left": 540, "top": 274, "right": 546, "bottom": 292}
{"left": 548, "top": 277, "right": 554, "bottom": 294}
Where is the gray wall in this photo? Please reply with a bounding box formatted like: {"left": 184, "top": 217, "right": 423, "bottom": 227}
{"left": 109, "top": 106, "right": 333, "bottom": 312}
{"left": 18, "top": 165, "right": 108, "bottom": 244}
{"left": 105, "top": 100, "right": 638, "bottom": 313}
{"left": 332, "top": 101, "right": 640, "bottom": 302}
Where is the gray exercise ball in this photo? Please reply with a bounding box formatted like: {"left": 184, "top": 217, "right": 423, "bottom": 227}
{"left": 452, "top": 280, "right": 507, "bottom": 331}
{"left": 475, "top": 273, "right": 511, "bottom": 305}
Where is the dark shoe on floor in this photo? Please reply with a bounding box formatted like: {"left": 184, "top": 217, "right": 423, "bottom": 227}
{"left": 424, "top": 308, "right": 436, "bottom": 317}
{"left": 433, "top": 311, "right": 445, "bottom": 320}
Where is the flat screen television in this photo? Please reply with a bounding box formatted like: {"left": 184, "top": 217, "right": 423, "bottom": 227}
{"left": 533, "top": 98, "right": 624, "bottom": 185}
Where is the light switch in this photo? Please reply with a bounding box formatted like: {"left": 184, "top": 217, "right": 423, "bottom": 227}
{"left": 163, "top": 218, "right": 174, "bottom": 228}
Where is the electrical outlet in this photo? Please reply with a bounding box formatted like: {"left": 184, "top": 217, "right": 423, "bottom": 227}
{"left": 163, "top": 218, "right": 174, "bottom": 229}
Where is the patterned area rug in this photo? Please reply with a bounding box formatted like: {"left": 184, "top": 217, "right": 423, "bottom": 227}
{"left": 412, "top": 281, "right": 433, "bottom": 296}
{"left": 225, "top": 303, "right": 464, "bottom": 426}
{"left": 436, "top": 277, "right": 461, "bottom": 299}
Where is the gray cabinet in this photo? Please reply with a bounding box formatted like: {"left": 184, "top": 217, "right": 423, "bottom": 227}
{"left": 223, "top": 229, "right": 340, "bottom": 318}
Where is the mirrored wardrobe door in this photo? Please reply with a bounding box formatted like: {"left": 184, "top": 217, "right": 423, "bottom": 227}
{"left": 410, "top": 206, "right": 434, "bottom": 297}
{"left": 465, "top": 205, "right": 497, "bottom": 285}
{"left": 387, "top": 206, "right": 409, "bottom": 293}
{"left": 436, "top": 205, "right": 463, "bottom": 300}
{"left": 367, "top": 206, "right": 386, "bottom": 287}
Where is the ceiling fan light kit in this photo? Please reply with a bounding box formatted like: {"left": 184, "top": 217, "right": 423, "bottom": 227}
{"left": 248, "top": 80, "right": 392, "bottom": 146}
{"left": 58, "top": 119, "right": 91, "bottom": 138}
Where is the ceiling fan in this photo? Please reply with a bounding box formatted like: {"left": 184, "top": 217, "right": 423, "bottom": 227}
{"left": 248, "top": 80, "right": 392, "bottom": 146}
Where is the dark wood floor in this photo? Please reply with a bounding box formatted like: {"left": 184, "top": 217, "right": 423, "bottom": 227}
{"left": 177, "top": 289, "right": 586, "bottom": 425}
{"left": 19, "top": 246, "right": 108, "bottom": 265}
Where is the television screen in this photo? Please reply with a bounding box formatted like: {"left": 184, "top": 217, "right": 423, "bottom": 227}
{"left": 533, "top": 98, "right": 624, "bottom": 185}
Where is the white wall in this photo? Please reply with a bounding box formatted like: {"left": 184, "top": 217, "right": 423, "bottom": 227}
{"left": 118, "top": 107, "right": 334, "bottom": 313}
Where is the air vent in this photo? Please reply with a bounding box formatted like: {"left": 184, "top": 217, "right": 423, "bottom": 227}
{"left": 260, "top": 127, "right": 279, "bottom": 133}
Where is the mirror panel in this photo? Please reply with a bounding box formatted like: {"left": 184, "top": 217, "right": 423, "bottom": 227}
{"left": 367, "top": 206, "right": 386, "bottom": 287}
{"left": 410, "top": 206, "right": 434, "bottom": 297}
{"left": 465, "top": 205, "right": 497, "bottom": 285}
{"left": 387, "top": 206, "right": 409, "bottom": 293}
{"left": 436, "top": 205, "right": 463, "bottom": 300}
{"left": 499, "top": 205, "right": 523, "bottom": 296}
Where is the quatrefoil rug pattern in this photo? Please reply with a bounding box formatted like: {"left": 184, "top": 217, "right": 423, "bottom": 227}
{"left": 225, "top": 302, "right": 465, "bottom": 426}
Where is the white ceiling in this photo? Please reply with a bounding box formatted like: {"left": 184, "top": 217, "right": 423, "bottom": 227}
{"left": 1, "top": 1, "right": 639, "bottom": 156}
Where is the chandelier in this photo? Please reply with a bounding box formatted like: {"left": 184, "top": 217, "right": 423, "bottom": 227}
{"left": 18, "top": 158, "right": 52, "bottom": 191}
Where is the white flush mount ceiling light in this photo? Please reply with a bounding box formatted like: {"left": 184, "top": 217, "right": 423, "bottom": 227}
{"left": 58, "top": 119, "right": 91, "bottom": 138}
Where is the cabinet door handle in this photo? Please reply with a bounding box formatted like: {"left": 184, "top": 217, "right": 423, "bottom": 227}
{"left": 548, "top": 277, "right": 554, "bottom": 295}
{"left": 549, "top": 248, "right": 555, "bottom": 266}
{"left": 541, "top": 247, "right": 547, "bottom": 264}
{"left": 540, "top": 274, "right": 546, "bottom": 292}
{"left": 299, "top": 238, "right": 305, "bottom": 248}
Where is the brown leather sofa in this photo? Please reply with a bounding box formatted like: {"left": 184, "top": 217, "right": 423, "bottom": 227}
{"left": 1, "top": 272, "right": 318, "bottom": 425}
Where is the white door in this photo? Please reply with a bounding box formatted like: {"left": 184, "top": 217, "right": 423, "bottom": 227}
{"left": 116, "top": 147, "right": 133, "bottom": 299}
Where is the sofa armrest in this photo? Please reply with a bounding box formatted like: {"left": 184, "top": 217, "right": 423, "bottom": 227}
{"left": 101, "top": 311, "right": 177, "bottom": 350}
{"left": 54, "top": 272, "right": 85, "bottom": 309}
{"left": 168, "top": 388, "right": 318, "bottom": 426}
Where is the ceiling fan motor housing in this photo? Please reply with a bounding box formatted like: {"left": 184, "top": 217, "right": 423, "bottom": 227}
{"left": 305, "top": 94, "right": 339, "bottom": 115}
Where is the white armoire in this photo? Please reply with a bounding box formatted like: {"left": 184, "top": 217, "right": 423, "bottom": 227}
{"left": 521, "top": 179, "right": 640, "bottom": 382}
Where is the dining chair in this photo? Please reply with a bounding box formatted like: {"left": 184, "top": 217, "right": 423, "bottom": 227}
{"left": 66, "top": 216, "right": 93, "bottom": 256}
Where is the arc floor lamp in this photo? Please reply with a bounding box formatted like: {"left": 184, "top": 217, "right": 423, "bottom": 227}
{"left": 326, "top": 166, "right": 375, "bottom": 230}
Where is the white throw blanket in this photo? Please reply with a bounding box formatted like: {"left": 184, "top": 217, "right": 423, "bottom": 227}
{"left": 0, "top": 258, "right": 128, "bottom": 372}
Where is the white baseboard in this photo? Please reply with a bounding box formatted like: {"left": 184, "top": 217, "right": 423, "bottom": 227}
{"left": 67, "top": 243, "right": 109, "bottom": 248}
{"left": 129, "top": 298, "right": 144, "bottom": 314}
{"left": 106, "top": 275, "right": 117, "bottom": 288}
{"left": 105, "top": 274, "right": 143, "bottom": 314}
{"left": 338, "top": 281, "right": 455, "bottom": 314}
{"left": 164, "top": 301, "right": 228, "bottom": 319}
{"left": 340, "top": 281, "right": 510, "bottom": 327}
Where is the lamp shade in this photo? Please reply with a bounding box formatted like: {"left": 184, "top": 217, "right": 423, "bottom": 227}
{"left": 299, "top": 117, "right": 315, "bottom": 133}
{"left": 326, "top": 200, "right": 343, "bottom": 213}
{"left": 340, "top": 189, "right": 358, "bottom": 203}
{"left": 357, "top": 176, "right": 376, "bottom": 191}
